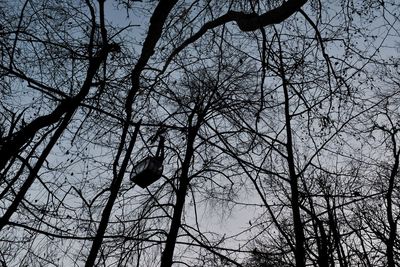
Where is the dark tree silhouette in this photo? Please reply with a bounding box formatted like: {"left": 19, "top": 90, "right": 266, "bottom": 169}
{"left": 1, "top": 0, "right": 400, "bottom": 266}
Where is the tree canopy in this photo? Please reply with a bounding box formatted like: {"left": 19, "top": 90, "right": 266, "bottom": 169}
{"left": 1, "top": 0, "right": 400, "bottom": 266}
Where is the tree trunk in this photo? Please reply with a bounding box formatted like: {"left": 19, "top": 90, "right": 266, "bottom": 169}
{"left": 0, "top": 46, "right": 112, "bottom": 172}
{"left": 85, "top": 122, "right": 140, "bottom": 267}
{"left": 0, "top": 111, "right": 73, "bottom": 230}
{"left": 160, "top": 124, "right": 198, "bottom": 267}
{"left": 278, "top": 37, "right": 306, "bottom": 267}
{"left": 386, "top": 145, "right": 399, "bottom": 267}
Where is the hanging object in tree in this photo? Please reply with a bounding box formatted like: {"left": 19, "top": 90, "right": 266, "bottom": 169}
{"left": 131, "top": 136, "right": 164, "bottom": 188}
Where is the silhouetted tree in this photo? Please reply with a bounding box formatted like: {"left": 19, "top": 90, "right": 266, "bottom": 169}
{"left": 1, "top": 0, "right": 400, "bottom": 266}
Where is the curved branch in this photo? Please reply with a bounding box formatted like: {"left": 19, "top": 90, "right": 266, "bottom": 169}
{"left": 161, "top": 0, "right": 307, "bottom": 74}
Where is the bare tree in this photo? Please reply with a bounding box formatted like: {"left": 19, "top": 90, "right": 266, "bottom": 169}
{"left": 1, "top": 0, "right": 400, "bottom": 266}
